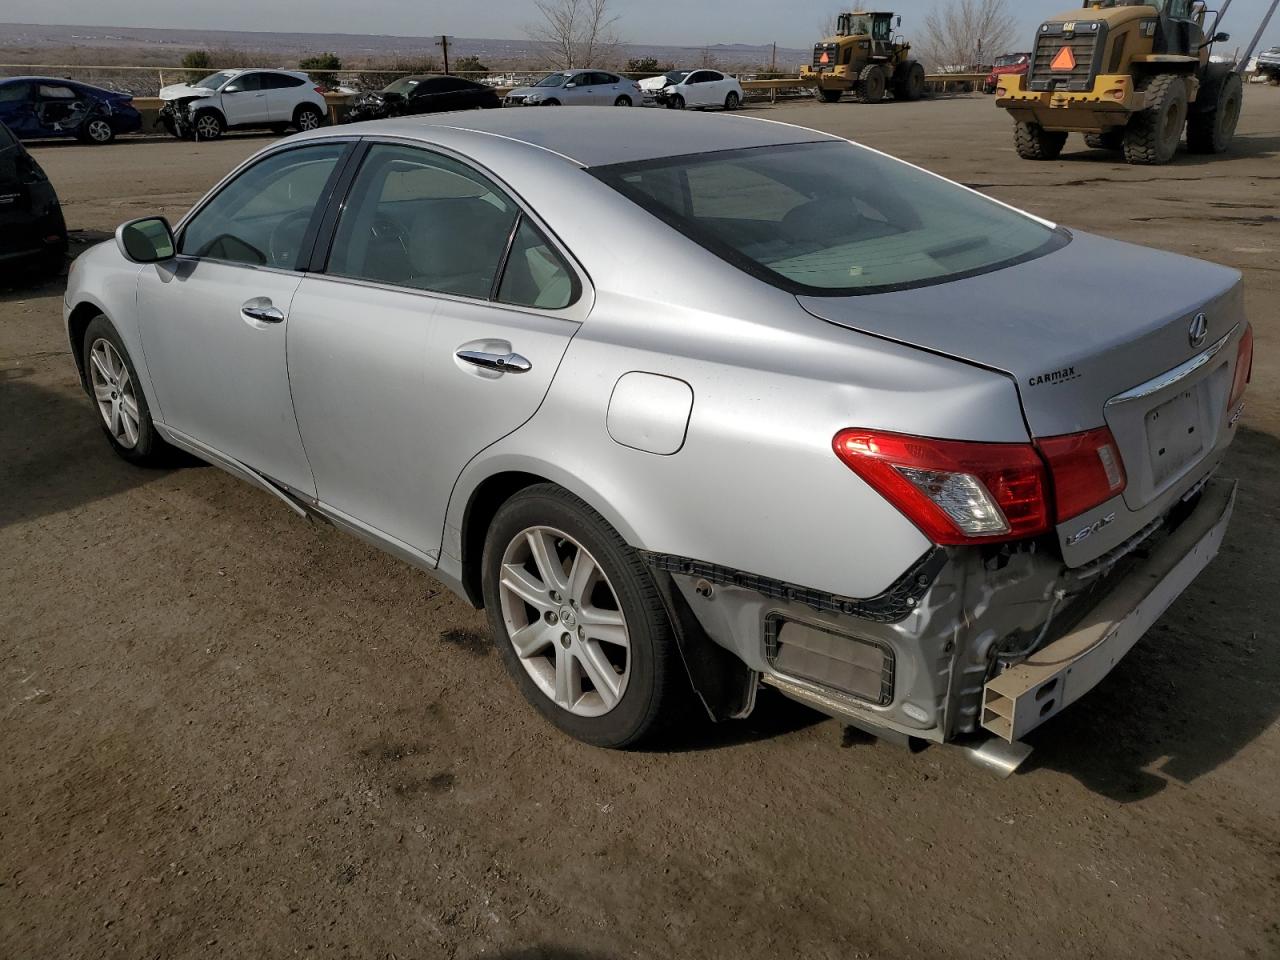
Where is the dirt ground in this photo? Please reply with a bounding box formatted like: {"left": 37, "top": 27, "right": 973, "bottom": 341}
{"left": 2, "top": 91, "right": 1279, "bottom": 960}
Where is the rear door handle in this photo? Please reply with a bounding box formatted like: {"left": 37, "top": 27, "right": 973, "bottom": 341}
{"left": 242, "top": 297, "right": 285, "bottom": 324}
{"left": 456, "top": 350, "right": 532, "bottom": 374}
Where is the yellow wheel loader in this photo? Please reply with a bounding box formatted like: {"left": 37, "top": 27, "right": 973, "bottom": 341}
{"left": 996, "top": 0, "right": 1280, "bottom": 164}
{"left": 801, "top": 11, "right": 927, "bottom": 103}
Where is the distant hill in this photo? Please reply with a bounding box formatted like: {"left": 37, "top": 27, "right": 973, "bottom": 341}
{"left": 0, "top": 22, "right": 808, "bottom": 70}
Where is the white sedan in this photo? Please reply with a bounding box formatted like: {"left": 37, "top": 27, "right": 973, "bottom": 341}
{"left": 657, "top": 69, "right": 744, "bottom": 111}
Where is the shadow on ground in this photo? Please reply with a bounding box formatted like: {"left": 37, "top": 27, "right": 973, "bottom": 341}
{"left": 1027, "top": 426, "right": 1280, "bottom": 801}
{"left": 0, "top": 369, "right": 175, "bottom": 530}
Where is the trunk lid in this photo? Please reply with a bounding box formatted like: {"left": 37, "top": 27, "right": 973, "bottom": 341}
{"left": 798, "top": 230, "right": 1246, "bottom": 563}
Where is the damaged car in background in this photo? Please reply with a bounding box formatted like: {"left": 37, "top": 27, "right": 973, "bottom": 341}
{"left": 0, "top": 77, "right": 142, "bottom": 145}
{"left": 344, "top": 75, "right": 500, "bottom": 122}
{"left": 62, "top": 111, "right": 1251, "bottom": 776}
{"left": 0, "top": 120, "right": 67, "bottom": 276}
{"left": 159, "top": 69, "right": 328, "bottom": 140}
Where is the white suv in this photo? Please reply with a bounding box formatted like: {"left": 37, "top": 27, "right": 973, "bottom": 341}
{"left": 159, "top": 69, "right": 328, "bottom": 140}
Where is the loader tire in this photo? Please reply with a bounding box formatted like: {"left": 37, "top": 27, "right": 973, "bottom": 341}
{"left": 1123, "top": 73, "right": 1188, "bottom": 165}
{"left": 1084, "top": 130, "right": 1124, "bottom": 151}
{"left": 1014, "top": 121, "right": 1067, "bottom": 160}
{"left": 851, "top": 64, "right": 887, "bottom": 103}
{"left": 893, "top": 61, "right": 926, "bottom": 101}
{"left": 1187, "top": 70, "right": 1242, "bottom": 154}
{"left": 816, "top": 87, "right": 843, "bottom": 103}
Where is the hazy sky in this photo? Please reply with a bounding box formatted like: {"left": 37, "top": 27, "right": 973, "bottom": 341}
{"left": 26, "top": 0, "right": 1280, "bottom": 52}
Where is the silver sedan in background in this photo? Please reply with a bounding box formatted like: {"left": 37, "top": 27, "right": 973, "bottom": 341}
{"left": 504, "top": 69, "right": 642, "bottom": 106}
{"left": 63, "top": 110, "right": 1251, "bottom": 772}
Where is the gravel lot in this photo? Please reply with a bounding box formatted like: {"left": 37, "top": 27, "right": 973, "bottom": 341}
{"left": 2, "top": 92, "right": 1278, "bottom": 960}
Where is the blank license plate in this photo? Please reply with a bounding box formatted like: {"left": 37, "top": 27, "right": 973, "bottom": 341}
{"left": 1146, "top": 388, "right": 1204, "bottom": 486}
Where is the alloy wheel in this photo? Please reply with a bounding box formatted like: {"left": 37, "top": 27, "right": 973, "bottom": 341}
{"left": 88, "top": 339, "right": 140, "bottom": 449}
{"left": 195, "top": 114, "right": 221, "bottom": 139}
{"left": 298, "top": 109, "right": 322, "bottom": 130}
{"left": 498, "top": 525, "right": 631, "bottom": 717}
{"left": 86, "top": 119, "right": 113, "bottom": 143}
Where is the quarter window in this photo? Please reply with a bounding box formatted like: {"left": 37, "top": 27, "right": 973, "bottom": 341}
{"left": 497, "top": 219, "right": 575, "bottom": 310}
{"left": 327, "top": 143, "right": 520, "bottom": 299}
{"left": 179, "top": 143, "right": 346, "bottom": 269}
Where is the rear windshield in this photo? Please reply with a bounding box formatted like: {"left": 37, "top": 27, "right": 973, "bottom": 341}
{"left": 592, "top": 140, "right": 1068, "bottom": 296}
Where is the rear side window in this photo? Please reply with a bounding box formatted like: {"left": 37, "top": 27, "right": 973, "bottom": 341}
{"left": 38, "top": 84, "right": 77, "bottom": 99}
{"left": 0, "top": 82, "right": 30, "bottom": 102}
{"left": 0, "top": 123, "right": 14, "bottom": 148}
{"left": 328, "top": 143, "right": 519, "bottom": 299}
{"left": 497, "top": 219, "right": 575, "bottom": 310}
{"left": 179, "top": 143, "right": 345, "bottom": 269}
{"left": 594, "top": 140, "right": 1067, "bottom": 296}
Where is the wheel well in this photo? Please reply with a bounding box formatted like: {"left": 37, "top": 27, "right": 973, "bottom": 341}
{"left": 67, "top": 302, "right": 102, "bottom": 388}
{"left": 459, "top": 471, "right": 551, "bottom": 607}
{"left": 295, "top": 102, "right": 321, "bottom": 118}
{"left": 195, "top": 106, "right": 225, "bottom": 125}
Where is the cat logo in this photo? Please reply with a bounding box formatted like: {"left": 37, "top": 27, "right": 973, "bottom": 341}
{"left": 1051, "top": 45, "right": 1077, "bottom": 71}
{"left": 1063, "top": 21, "right": 1077, "bottom": 31}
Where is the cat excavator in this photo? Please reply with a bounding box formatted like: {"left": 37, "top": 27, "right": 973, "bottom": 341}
{"left": 995, "top": 0, "right": 1280, "bottom": 164}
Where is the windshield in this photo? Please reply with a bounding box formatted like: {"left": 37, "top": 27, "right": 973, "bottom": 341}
{"left": 382, "top": 77, "right": 422, "bottom": 95}
{"left": 842, "top": 15, "right": 873, "bottom": 35}
{"left": 664, "top": 71, "right": 692, "bottom": 84}
{"left": 195, "top": 71, "right": 236, "bottom": 90}
{"left": 994, "top": 54, "right": 1026, "bottom": 66}
{"left": 593, "top": 140, "right": 1067, "bottom": 296}
{"left": 535, "top": 73, "right": 568, "bottom": 88}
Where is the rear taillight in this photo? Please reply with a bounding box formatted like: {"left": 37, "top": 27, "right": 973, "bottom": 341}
{"left": 834, "top": 425, "right": 1128, "bottom": 546}
{"left": 833, "top": 430, "right": 1050, "bottom": 545}
{"left": 314, "top": 86, "right": 326, "bottom": 95}
{"left": 1229, "top": 323, "right": 1254, "bottom": 411}
{"left": 1035, "top": 426, "right": 1126, "bottom": 521}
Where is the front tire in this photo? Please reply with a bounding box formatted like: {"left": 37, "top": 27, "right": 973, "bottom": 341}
{"left": 667, "top": 93, "right": 685, "bottom": 110}
{"left": 816, "top": 87, "right": 843, "bottom": 103}
{"left": 1123, "top": 73, "right": 1188, "bottom": 165}
{"left": 1014, "top": 120, "right": 1068, "bottom": 160}
{"left": 81, "top": 316, "right": 170, "bottom": 465}
{"left": 852, "top": 64, "right": 887, "bottom": 103}
{"left": 1187, "top": 70, "right": 1242, "bottom": 154}
{"left": 613, "top": 95, "right": 632, "bottom": 107}
{"left": 1084, "top": 129, "right": 1124, "bottom": 151}
{"left": 192, "top": 109, "right": 225, "bottom": 141}
{"left": 482, "top": 484, "right": 688, "bottom": 748}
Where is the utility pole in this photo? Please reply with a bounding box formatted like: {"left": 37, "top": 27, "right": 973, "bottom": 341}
{"left": 438, "top": 35, "right": 451, "bottom": 74}
{"left": 770, "top": 41, "right": 777, "bottom": 73}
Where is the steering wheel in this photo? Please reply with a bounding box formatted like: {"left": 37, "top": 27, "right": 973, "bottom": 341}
{"left": 267, "top": 211, "right": 314, "bottom": 268}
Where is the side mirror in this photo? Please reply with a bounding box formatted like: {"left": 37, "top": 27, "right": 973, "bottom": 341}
{"left": 896, "top": 16, "right": 902, "bottom": 27}
{"left": 565, "top": 82, "right": 577, "bottom": 89}
{"left": 224, "top": 84, "right": 241, "bottom": 93}
{"left": 1213, "top": 31, "right": 1230, "bottom": 42}
{"left": 116, "top": 217, "right": 176, "bottom": 264}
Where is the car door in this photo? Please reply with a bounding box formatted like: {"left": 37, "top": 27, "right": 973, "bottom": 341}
{"left": 264, "top": 73, "right": 305, "bottom": 122}
{"left": 0, "top": 82, "right": 38, "bottom": 138}
{"left": 135, "top": 140, "right": 353, "bottom": 495}
{"left": 682, "top": 71, "right": 710, "bottom": 107}
{"left": 220, "top": 72, "right": 268, "bottom": 125}
{"left": 286, "top": 141, "right": 584, "bottom": 558}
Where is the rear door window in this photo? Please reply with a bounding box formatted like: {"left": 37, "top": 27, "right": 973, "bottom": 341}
{"left": 326, "top": 143, "right": 519, "bottom": 299}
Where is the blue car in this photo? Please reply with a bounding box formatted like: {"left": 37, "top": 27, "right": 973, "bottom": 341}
{"left": 0, "top": 77, "right": 142, "bottom": 145}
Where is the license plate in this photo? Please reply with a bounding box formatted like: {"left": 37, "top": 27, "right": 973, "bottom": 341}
{"left": 1145, "top": 388, "right": 1204, "bottom": 486}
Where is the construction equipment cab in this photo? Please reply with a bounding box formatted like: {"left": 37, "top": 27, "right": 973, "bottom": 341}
{"left": 996, "top": 0, "right": 1278, "bottom": 164}
{"left": 801, "top": 11, "right": 927, "bottom": 103}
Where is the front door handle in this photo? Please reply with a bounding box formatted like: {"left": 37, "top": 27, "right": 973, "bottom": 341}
{"left": 242, "top": 297, "right": 285, "bottom": 324}
{"left": 456, "top": 350, "right": 532, "bottom": 374}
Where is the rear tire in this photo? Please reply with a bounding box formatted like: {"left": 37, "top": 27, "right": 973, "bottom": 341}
{"left": 1123, "top": 73, "right": 1188, "bottom": 165}
{"left": 852, "top": 64, "right": 887, "bottom": 103}
{"left": 81, "top": 316, "right": 171, "bottom": 466}
{"left": 293, "top": 104, "right": 324, "bottom": 132}
{"left": 1014, "top": 121, "right": 1068, "bottom": 160}
{"left": 724, "top": 91, "right": 741, "bottom": 110}
{"left": 482, "top": 484, "right": 690, "bottom": 749}
{"left": 79, "top": 118, "right": 116, "bottom": 144}
{"left": 1084, "top": 129, "right": 1124, "bottom": 151}
{"left": 816, "top": 87, "right": 843, "bottom": 103}
{"left": 1187, "top": 70, "right": 1242, "bottom": 154}
{"left": 893, "top": 61, "right": 926, "bottom": 101}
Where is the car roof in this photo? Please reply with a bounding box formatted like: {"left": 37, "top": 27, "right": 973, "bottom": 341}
{"left": 332, "top": 108, "right": 838, "bottom": 168}
{"left": 1, "top": 76, "right": 121, "bottom": 94}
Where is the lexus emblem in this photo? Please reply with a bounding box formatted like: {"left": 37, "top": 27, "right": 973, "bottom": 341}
{"left": 1188, "top": 313, "right": 1209, "bottom": 348}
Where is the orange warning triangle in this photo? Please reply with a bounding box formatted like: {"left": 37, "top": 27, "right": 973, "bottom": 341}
{"left": 820, "top": 51, "right": 830, "bottom": 64}
{"left": 1051, "top": 45, "right": 1077, "bottom": 71}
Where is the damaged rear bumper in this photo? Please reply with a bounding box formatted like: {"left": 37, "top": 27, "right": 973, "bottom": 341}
{"left": 656, "top": 476, "right": 1236, "bottom": 748}
{"left": 981, "top": 477, "right": 1235, "bottom": 741}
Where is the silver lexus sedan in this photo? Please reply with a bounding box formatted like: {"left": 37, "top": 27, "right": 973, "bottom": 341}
{"left": 64, "top": 109, "right": 1252, "bottom": 772}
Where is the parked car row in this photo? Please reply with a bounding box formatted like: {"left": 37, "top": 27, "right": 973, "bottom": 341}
{"left": 505, "top": 68, "right": 745, "bottom": 111}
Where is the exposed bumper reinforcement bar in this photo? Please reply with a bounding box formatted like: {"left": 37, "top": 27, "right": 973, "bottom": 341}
{"left": 982, "top": 477, "right": 1237, "bottom": 742}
